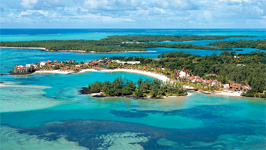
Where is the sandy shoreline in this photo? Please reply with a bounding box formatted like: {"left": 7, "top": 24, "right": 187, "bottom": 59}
{"left": 0, "top": 47, "right": 156, "bottom": 53}
{"left": 30, "top": 69, "right": 169, "bottom": 81}
{"left": 213, "top": 91, "right": 242, "bottom": 97}
{"left": 46, "top": 50, "right": 156, "bottom": 53}
{"left": 8, "top": 69, "right": 244, "bottom": 98}
{"left": 33, "top": 70, "right": 74, "bottom": 74}
{"left": 0, "top": 46, "right": 156, "bottom": 54}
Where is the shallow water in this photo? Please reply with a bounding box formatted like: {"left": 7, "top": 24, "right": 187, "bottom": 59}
{"left": 1, "top": 29, "right": 265, "bottom": 42}
{"left": 0, "top": 29, "right": 265, "bottom": 149}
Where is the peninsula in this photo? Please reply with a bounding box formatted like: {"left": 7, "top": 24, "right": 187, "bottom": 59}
{"left": 9, "top": 50, "right": 266, "bottom": 98}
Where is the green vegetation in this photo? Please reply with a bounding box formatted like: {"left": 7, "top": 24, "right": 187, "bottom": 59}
{"left": 207, "top": 39, "right": 266, "bottom": 50}
{"left": 108, "top": 51, "right": 266, "bottom": 97}
{"left": 0, "top": 35, "right": 254, "bottom": 52}
{"left": 103, "top": 35, "right": 253, "bottom": 42}
{"left": 86, "top": 77, "right": 187, "bottom": 98}
{"left": 121, "top": 43, "right": 231, "bottom": 50}
{"left": 0, "top": 40, "right": 146, "bottom": 52}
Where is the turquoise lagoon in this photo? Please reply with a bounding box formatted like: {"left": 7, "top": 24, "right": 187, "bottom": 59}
{"left": 0, "top": 29, "right": 266, "bottom": 149}
{"left": 1, "top": 29, "right": 266, "bottom": 42}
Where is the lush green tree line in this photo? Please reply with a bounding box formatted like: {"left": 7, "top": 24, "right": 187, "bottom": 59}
{"left": 0, "top": 35, "right": 255, "bottom": 52}
{"left": 86, "top": 77, "right": 187, "bottom": 98}
{"left": 103, "top": 35, "right": 252, "bottom": 42}
{"left": 207, "top": 39, "right": 266, "bottom": 50}
{"left": 0, "top": 40, "right": 146, "bottom": 52}
{"left": 108, "top": 51, "right": 266, "bottom": 97}
{"left": 121, "top": 43, "right": 231, "bottom": 50}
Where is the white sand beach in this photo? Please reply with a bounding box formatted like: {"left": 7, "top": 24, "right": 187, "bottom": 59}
{"left": 213, "top": 91, "right": 242, "bottom": 97}
{"left": 34, "top": 70, "right": 74, "bottom": 74}
{"left": 78, "top": 69, "right": 98, "bottom": 73}
{"left": 25, "top": 69, "right": 169, "bottom": 81}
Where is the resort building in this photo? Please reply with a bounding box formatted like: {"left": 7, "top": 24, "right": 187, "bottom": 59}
{"left": 91, "top": 60, "right": 99, "bottom": 66}
{"left": 223, "top": 84, "right": 229, "bottom": 89}
{"left": 188, "top": 76, "right": 203, "bottom": 83}
{"left": 178, "top": 68, "right": 190, "bottom": 77}
{"left": 13, "top": 64, "right": 35, "bottom": 73}
{"left": 40, "top": 61, "right": 46, "bottom": 67}
{"left": 111, "top": 60, "right": 140, "bottom": 65}
{"left": 229, "top": 83, "right": 242, "bottom": 91}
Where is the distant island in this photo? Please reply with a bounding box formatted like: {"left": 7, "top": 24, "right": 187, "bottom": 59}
{"left": 82, "top": 77, "right": 187, "bottom": 99}
{"left": 0, "top": 35, "right": 255, "bottom": 53}
{"left": 207, "top": 39, "right": 266, "bottom": 50}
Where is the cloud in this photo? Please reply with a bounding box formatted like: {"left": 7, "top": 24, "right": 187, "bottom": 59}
{"left": 21, "top": 0, "right": 37, "bottom": 8}
{"left": 1, "top": 0, "right": 265, "bottom": 28}
{"left": 18, "top": 10, "right": 49, "bottom": 16}
{"left": 71, "top": 14, "right": 135, "bottom": 22}
{"left": 83, "top": 0, "right": 141, "bottom": 10}
{"left": 0, "top": 7, "right": 4, "bottom": 12}
{"left": 8, "top": 0, "right": 65, "bottom": 10}
{"left": 169, "top": 0, "right": 199, "bottom": 10}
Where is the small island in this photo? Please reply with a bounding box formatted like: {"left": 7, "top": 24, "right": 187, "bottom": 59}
{"left": 82, "top": 77, "right": 187, "bottom": 99}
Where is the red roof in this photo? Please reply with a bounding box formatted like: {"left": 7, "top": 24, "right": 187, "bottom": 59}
{"left": 230, "top": 83, "right": 242, "bottom": 88}
{"left": 206, "top": 80, "right": 212, "bottom": 84}
{"left": 64, "top": 66, "right": 69, "bottom": 69}
{"left": 189, "top": 76, "right": 194, "bottom": 80}
{"left": 48, "top": 64, "right": 53, "bottom": 67}
{"left": 91, "top": 60, "right": 98, "bottom": 65}
{"left": 242, "top": 86, "right": 248, "bottom": 90}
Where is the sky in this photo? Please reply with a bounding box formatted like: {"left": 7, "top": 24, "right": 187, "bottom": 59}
{"left": 0, "top": 0, "right": 265, "bottom": 28}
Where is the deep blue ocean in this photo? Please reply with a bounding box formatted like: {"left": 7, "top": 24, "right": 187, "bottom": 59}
{"left": 1, "top": 28, "right": 265, "bottom": 36}
{"left": 0, "top": 29, "right": 265, "bottom": 149}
